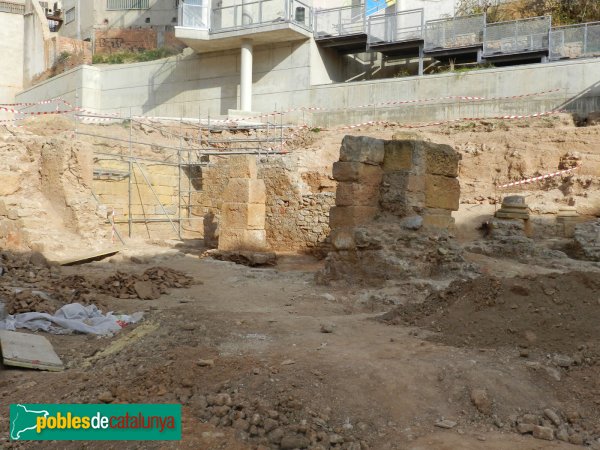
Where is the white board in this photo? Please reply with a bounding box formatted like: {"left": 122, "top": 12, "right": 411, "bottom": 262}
{"left": 0, "top": 330, "right": 64, "bottom": 371}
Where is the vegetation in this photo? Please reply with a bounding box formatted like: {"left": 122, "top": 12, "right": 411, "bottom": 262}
{"left": 456, "top": 0, "right": 600, "bottom": 25}
{"left": 92, "top": 48, "right": 179, "bottom": 65}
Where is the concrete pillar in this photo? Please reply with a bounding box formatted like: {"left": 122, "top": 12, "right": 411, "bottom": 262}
{"left": 240, "top": 39, "right": 253, "bottom": 112}
{"left": 418, "top": 43, "right": 424, "bottom": 76}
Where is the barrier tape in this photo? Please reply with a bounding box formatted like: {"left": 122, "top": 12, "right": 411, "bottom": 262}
{"left": 206, "top": 88, "right": 563, "bottom": 124}
{"left": 497, "top": 164, "right": 581, "bottom": 189}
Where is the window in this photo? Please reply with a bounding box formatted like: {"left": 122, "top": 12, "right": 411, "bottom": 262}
{"left": 106, "top": 0, "right": 150, "bottom": 10}
{"left": 65, "top": 7, "right": 75, "bottom": 23}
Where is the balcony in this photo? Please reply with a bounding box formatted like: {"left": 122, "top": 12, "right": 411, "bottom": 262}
{"left": 549, "top": 21, "right": 600, "bottom": 61}
{"left": 483, "top": 16, "right": 551, "bottom": 63}
{"left": 366, "top": 8, "right": 424, "bottom": 56}
{"left": 424, "top": 14, "right": 485, "bottom": 61}
{"left": 175, "top": 0, "right": 313, "bottom": 54}
{"left": 313, "top": 5, "right": 367, "bottom": 53}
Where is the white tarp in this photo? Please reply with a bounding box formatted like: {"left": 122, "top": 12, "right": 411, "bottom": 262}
{"left": 0, "top": 303, "right": 143, "bottom": 335}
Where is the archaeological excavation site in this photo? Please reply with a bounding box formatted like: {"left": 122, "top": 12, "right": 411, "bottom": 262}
{"left": 0, "top": 107, "right": 600, "bottom": 450}
{"left": 1, "top": 0, "right": 600, "bottom": 446}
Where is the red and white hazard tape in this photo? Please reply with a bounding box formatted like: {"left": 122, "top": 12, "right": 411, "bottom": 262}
{"left": 497, "top": 165, "right": 581, "bottom": 189}
{"left": 214, "top": 88, "right": 563, "bottom": 124}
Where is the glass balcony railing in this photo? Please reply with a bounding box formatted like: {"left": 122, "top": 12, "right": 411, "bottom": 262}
{"left": 178, "top": 0, "right": 312, "bottom": 33}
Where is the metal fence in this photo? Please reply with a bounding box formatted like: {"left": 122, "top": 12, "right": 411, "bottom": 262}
{"left": 211, "top": 0, "right": 311, "bottom": 33}
{"left": 549, "top": 21, "right": 600, "bottom": 60}
{"left": 0, "top": 1, "right": 25, "bottom": 14}
{"left": 314, "top": 5, "right": 366, "bottom": 39}
{"left": 483, "top": 16, "right": 551, "bottom": 57}
{"left": 424, "top": 14, "right": 485, "bottom": 51}
{"left": 178, "top": 3, "right": 209, "bottom": 29}
{"left": 367, "top": 9, "right": 424, "bottom": 47}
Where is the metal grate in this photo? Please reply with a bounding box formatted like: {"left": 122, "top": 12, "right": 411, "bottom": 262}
{"left": 549, "top": 21, "right": 600, "bottom": 60}
{"left": 367, "top": 9, "right": 424, "bottom": 47}
{"left": 106, "top": 0, "right": 150, "bottom": 10}
{"left": 425, "top": 14, "right": 485, "bottom": 51}
{"left": 483, "top": 16, "right": 551, "bottom": 57}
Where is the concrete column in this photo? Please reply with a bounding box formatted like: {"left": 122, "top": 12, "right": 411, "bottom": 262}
{"left": 418, "top": 44, "right": 424, "bottom": 76}
{"left": 240, "top": 39, "right": 253, "bottom": 112}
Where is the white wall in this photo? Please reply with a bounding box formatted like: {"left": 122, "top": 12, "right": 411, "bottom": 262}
{"left": 60, "top": 0, "right": 178, "bottom": 41}
{"left": 0, "top": 8, "right": 25, "bottom": 119}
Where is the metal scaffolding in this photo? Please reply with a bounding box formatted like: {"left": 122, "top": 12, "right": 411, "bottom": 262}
{"left": 74, "top": 110, "right": 289, "bottom": 240}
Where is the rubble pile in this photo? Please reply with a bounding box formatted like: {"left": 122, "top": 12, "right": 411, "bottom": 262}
{"left": 0, "top": 251, "right": 195, "bottom": 312}
{"left": 4, "top": 289, "right": 58, "bottom": 315}
{"left": 189, "top": 390, "right": 362, "bottom": 449}
{"left": 99, "top": 267, "right": 194, "bottom": 300}
{"left": 571, "top": 220, "right": 600, "bottom": 261}
{"left": 512, "top": 409, "right": 596, "bottom": 446}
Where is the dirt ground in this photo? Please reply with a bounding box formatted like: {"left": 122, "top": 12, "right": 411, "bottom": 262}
{"left": 1, "top": 115, "right": 600, "bottom": 449}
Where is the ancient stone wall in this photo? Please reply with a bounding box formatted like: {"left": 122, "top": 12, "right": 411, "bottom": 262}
{"left": 320, "top": 135, "right": 466, "bottom": 285}
{"left": 193, "top": 155, "right": 334, "bottom": 253}
{"left": 93, "top": 157, "right": 200, "bottom": 240}
{"left": 218, "top": 156, "right": 267, "bottom": 251}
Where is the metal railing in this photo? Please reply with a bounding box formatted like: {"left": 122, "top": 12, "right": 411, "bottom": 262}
{"left": 210, "top": 0, "right": 311, "bottom": 33}
{"left": 314, "top": 4, "right": 366, "bottom": 39}
{"left": 483, "top": 16, "right": 551, "bottom": 57}
{"left": 0, "top": 1, "right": 25, "bottom": 14}
{"left": 549, "top": 21, "right": 600, "bottom": 60}
{"left": 367, "top": 9, "right": 424, "bottom": 47}
{"left": 178, "top": 2, "right": 209, "bottom": 29}
{"left": 424, "top": 13, "right": 484, "bottom": 51}
{"left": 106, "top": 0, "right": 150, "bottom": 10}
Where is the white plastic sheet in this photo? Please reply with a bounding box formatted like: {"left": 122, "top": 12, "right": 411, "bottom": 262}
{"left": 0, "top": 303, "right": 143, "bottom": 335}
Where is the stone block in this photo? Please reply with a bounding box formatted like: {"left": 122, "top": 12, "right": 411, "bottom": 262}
{"left": 423, "top": 212, "right": 455, "bottom": 230}
{"left": 223, "top": 179, "right": 266, "bottom": 204}
{"left": 383, "top": 140, "right": 413, "bottom": 172}
{"left": 218, "top": 229, "right": 267, "bottom": 251}
{"left": 228, "top": 155, "right": 258, "bottom": 179}
{"left": 0, "top": 172, "right": 21, "bottom": 196}
{"left": 425, "top": 175, "right": 460, "bottom": 211}
{"left": 329, "top": 206, "right": 378, "bottom": 229}
{"left": 332, "top": 162, "right": 383, "bottom": 185}
{"left": 380, "top": 172, "right": 426, "bottom": 216}
{"left": 221, "top": 203, "right": 266, "bottom": 230}
{"left": 335, "top": 182, "right": 380, "bottom": 207}
{"left": 339, "top": 136, "right": 384, "bottom": 165}
{"left": 330, "top": 229, "right": 355, "bottom": 250}
{"left": 424, "top": 143, "right": 461, "bottom": 177}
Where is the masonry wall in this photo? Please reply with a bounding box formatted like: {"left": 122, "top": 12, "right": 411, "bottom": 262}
{"left": 191, "top": 155, "right": 334, "bottom": 252}
{"left": 16, "top": 54, "right": 600, "bottom": 124}
{"left": 92, "top": 156, "right": 201, "bottom": 240}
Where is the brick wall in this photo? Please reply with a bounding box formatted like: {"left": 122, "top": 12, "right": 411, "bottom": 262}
{"left": 94, "top": 28, "right": 185, "bottom": 54}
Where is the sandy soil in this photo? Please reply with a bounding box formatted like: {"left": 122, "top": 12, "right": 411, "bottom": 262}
{"left": 1, "top": 114, "right": 600, "bottom": 449}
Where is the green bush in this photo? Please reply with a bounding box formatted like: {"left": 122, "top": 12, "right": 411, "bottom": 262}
{"left": 92, "top": 48, "right": 179, "bottom": 65}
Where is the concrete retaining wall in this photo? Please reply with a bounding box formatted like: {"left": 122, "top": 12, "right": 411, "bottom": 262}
{"left": 16, "top": 47, "right": 600, "bottom": 126}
